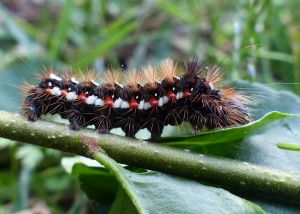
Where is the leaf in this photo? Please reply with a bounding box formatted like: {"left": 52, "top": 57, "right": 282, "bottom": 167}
{"left": 160, "top": 111, "right": 293, "bottom": 146}
{"left": 72, "top": 159, "right": 265, "bottom": 214}
{"left": 72, "top": 163, "right": 118, "bottom": 204}
{"left": 225, "top": 82, "right": 300, "bottom": 171}
{"left": 277, "top": 143, "right": 300, "bottom": 151}
{"left": 223, "top": 82, "right": 300, "bottom": 213}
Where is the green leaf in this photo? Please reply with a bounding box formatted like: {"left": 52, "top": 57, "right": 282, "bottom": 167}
{"left": 160, "top": 111, "right": 293, "bottom": 146}
{"left": 224, "top": 82, "right": 300, "bottom": 213}
{"left": 72, "top": 163, "right": 118, "bottom": 204}
{"left": 277, "top": 143, "right": 300, "bottom": 151}
{"left": 72, "top": 159, "right": 265, "bottom": 214}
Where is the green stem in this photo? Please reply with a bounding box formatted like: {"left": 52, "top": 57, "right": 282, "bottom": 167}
{"left": 0, "top": 111, "right": 299, "bottom": 203}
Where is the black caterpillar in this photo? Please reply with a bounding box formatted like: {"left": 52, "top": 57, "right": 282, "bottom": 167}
{"left": 22, "top": 58, "right": 251, "bottom": 142}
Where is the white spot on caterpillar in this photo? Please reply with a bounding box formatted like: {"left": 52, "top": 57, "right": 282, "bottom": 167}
{"left": 10, "top": 119, "right": 16, "bottom": 123}
{"left": 30, "top": 133, "right": 35, "bottom": 136}
{"left": 209, "top": 83, "right": 214, "bottom": 89}
{"left": 91, "top": 80, "right": 99, "bottom": 86}
{"left": 113, "top": 98, "right": 123, "bottom": 108}
{"left": 138, "top": 100, "right": 145, "bottom": 110}
{"left": 121, "top": 101, "right": 129, "bottom": 109}
{"left": 51, "top": 135, "right": 56, "bottom": 139}
{"left": 176, "top": 92, "right": 183, "bottom": 100}
{"left": 66, "top": 92, "right": 77, "bottom": 101}
{"left": 86, "top": 95, "right": 97, "bottom": 105}
{"left": 143, "top": 102, "right": 151, "bottom": 110}
{"left": 12, "top": 130, "right": 16, "bottom": 133}
{"left": 158, "top": 97, "right": 164, "bottom": 107}
{"left": 58, "top": 134, "right": 63, "bottom": 138}
{"left": 50, "top": 87, "right": 62, "bottom": 96}
{"left": 50, "top": 73, "right": 62, "bottom": 81}
{"left": 71, "top": 77, "right": 79, "bottom": 84}
{"left": 5, "top": 124, "right": 9, "bottom": 127}
{"left": 163, "top": 96, "right": 169, "bottom": 104}
{"left": 95, "top": 98, "right": 104, "bottom": 106}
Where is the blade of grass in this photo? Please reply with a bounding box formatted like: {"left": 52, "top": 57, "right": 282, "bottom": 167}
{"left": 156, "top": 0, "right": 196, "bottom": 24}
{"left": 252, "top": 48, "right": 295, "bottom": 64}
{"left": 0, "top": 4, "right": 32, "bottom": 48}
{"left": 49, "top": 0, "right": 74, "bottom": 59}
{"left": 73, "top": 20, "right": 138, "bottom": 68}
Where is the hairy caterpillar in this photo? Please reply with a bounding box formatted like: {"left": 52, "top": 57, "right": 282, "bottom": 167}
{"left": 21, "top": 58, "right": 251, "bottom": 142}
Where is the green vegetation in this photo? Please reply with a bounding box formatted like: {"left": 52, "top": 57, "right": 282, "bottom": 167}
{"left": 0, "top": 0, "right": 300, "bottom": 213}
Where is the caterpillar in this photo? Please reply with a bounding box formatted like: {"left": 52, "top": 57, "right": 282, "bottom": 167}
{"left": 21, "top": 58, "right": 251, "bottom": 142}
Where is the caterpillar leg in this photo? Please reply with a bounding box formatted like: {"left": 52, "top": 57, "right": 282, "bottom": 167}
{"left": 27, "top": 104, "right": 39, "bottom": 121}
{"left": 67, "top": 110, "right": 85, "bottom": 130}
{"left": 144, "top": 118, "right": 164, "bottom": 142}
{"left": 22, "top": 100, "right": 41, "bottom": 122}
{"left": 188, "top": 110, "right": 205, "bottom": 132}
{"left": 95, "top": 115, "right": 113, "bottom": 134}
{"left": 121, "top": 117, "right": 141, "bottom": 138}
{"left": 164, "top": 108, "right": 182, "bottom": 126}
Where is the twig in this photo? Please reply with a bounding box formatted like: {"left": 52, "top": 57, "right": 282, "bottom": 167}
{"left": 0, "top": 111, "right": 299, "bottom": 203}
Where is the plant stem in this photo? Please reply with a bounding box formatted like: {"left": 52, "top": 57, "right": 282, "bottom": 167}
{"left": 0, "top": 111, "right": 299, "bottom": 203}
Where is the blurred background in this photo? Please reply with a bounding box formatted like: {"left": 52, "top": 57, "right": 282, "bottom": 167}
{"left": 0, "top": 0, "right": 299, "bottom": 213}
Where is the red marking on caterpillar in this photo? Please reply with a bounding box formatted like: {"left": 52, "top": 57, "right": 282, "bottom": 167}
{"left": 21, "top": 58, "right": 251, "bottom": 142}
